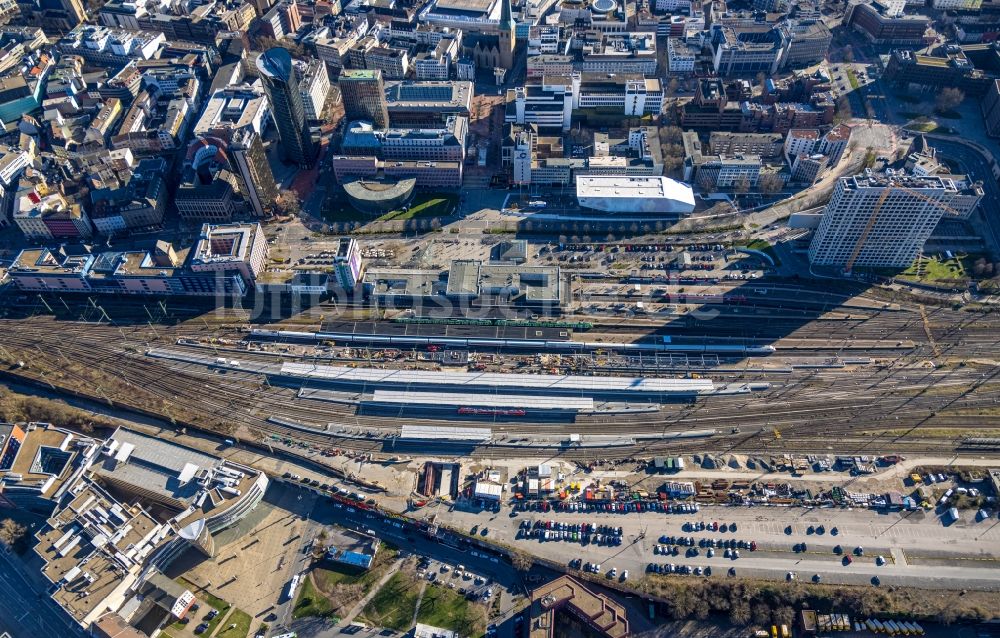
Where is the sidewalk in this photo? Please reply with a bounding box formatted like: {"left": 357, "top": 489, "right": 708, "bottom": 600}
{"left": 335, "top": 557, "right": 405, "bottom": 627}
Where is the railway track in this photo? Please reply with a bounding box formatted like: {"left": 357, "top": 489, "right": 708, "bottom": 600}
{"left": 1, "top": 317, "right": 998, "bottom": 462}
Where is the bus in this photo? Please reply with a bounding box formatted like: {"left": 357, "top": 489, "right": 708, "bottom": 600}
{"left": 286, "top": 574, "right": 301, "bottom": 601}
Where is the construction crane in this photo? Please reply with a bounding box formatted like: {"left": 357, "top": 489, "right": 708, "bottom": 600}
{"left": 843, "top": 181, "right": 965, "bottom": 274}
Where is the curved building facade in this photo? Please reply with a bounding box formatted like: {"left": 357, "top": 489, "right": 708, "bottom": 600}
{"left": 576, "top": 176, "right": 696, "bottom": 215}
{"left": 344, "top": 178, "right": 416, "bottom": 216}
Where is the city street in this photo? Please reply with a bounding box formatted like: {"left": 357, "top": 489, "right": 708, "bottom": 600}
{"left": 925, "top": 138, "right": 1000, "bottom": 258}
{"left": 0, "top": 549, "right": 87, "bottom": 638}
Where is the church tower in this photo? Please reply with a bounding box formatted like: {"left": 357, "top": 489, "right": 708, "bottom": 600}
{"left": 498, "top": 0, "right": 516, "bottom": 70}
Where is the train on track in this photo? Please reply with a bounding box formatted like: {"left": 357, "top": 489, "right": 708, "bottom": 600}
{"left": 457, "top": 407, "right": 527, "bottom": 417}
{"left": 250, "top": 329, "right": 778, "bottom": 355}
{"left": 390, "top": 317, "right": 594, "bottom": 330}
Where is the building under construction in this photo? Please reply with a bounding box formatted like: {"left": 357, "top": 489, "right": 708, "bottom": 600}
{"left": 419, "top": 461, "right": 461, "bottom": 499}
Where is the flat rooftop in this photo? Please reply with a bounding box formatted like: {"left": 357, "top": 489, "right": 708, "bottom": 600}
{"left": 529, "top": 576, "right": 629, "bottom": 638}
{"left": 0, "top": 423, "right": 86, "bottom": 500}
{"left": 384, "top": 80, "right": 473, "bottom": 112}
{"left": 576, "top": 176, "right": 696, "bottom": 206}
{"left": 845, "top": 171, "right": 952, "bottom": 191}
{"left": 280, "top": 362, "right": 714, "bottom": 395}
{"left": 432, "top": 0, "right": 495, "bottom": 14}
{"left": 35, "top": 480, "right": 167, "bottom": 623}
{"left": 364, "top": 268, "right": 445, "bottom": 298}
{"left": 367, "top": 390, "right": 595, "bottom": 411}
{"left": 399, "top": 424, "right": 492, "bottom": 441}
{"left": 92, "top": 428, "right": 259, "bottom": 528}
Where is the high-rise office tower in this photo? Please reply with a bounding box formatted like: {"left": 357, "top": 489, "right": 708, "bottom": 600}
{"left": 256, "top": 47, "right": 317, "bottom": 167}
{"left": 230, "top": 128, "right": 279, "bottom": 217}
{"left": 340, "top": 69, "right": 390, "bottom": 128}
{"left": 809, "top": 170, "right": 959, "bottom": 271}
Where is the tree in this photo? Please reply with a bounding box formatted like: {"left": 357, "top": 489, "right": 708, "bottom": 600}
{"left": 774, "top": 606, "right": 795, "bottom": 626}
{"left": 974, "top": 257, "right": 988, "bottom": 276}
{"left": 705, "top": 201, "right": 734, "bottom": 216}
{"left": 276, "top": 190, "right": 302, "bottom": 216}
{"left": 729, "top": 602, "right": 752, "bottom": 626}
{"left": 510, "top": 550, "right": 533, "bottom": 572}
{"left": 732, "top": 177, "right": 751, "bottom": 194}
{"left": 759, "top": 172, "right": 784, "bottom": 194}
{"left": 751, "top": 602, "right": 771, "bottom": 627}
{"left": 835, "top": 96, "right": 852, "bottom": 123}
{"left": 661, "top": 143, "right": 685, "bottom": 173}
{"left": 935, "top": 87, "right": 965, "bottom": 114}
{"left": 659, "top": 126, "right": 683, "bottom": 145}
{"left": 253, "top": 36, "right": 307, "bottom": 58}
{"left": 862, "top": 147, "right": 876, "bottom": 169}
{"left": 0, "top": 519, "right": 25, "bottom": 549}
{"left": 843, "top": 45, "right": 855, "bottom": 63}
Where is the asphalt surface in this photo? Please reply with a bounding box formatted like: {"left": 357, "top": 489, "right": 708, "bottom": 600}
{"left": 0, "top": 549, "right": 87, "bottom": 638}
{"left": 926, "top": 138, "right": 1000, "bottom": 257}
{"left": 428, "top": 500, "right": 1000, "bottom": 592}
{"left": 276, "top": 482, "right": 525, "bottom": 638}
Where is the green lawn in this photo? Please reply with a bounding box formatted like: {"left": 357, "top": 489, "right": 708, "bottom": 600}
{"left": 293, "top": 574, "right": 337, "bottom": 620}
{"left": 313, "top": 545, "right": 397, "bottom": 594}
{"left": 899, "top": 255, "right": 970, "bottom": 283}
{"left": 375, "top": 194, "right": 457, "bottom": 222}
{"left": 416, "top": 584, "right": 488, "bottom": 637}
{"left": 360, "top": 571, "right": 420, "bottom": 631}
{"left": 846, "top": 68, "right": 860, "bottom": 90}
{"left": 214, "top": 609, "right": 252, "bottom": 638}
{"left": 905, "top": 117, "right": 940, "bottom": 133}
{"left": 740, "top": 239, "right": 780, "bottom": 266}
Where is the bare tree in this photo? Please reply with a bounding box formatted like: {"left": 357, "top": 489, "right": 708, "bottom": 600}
{"left": 935, "top": 87, "right": 965, "bottom": 114}
{"left": 835, "top": 96, "right": 852, "bottom": 123}
{"left": 732, "top": 176, "right": 751, "bottom": 194}
{"left": 510, "top": 550, "right": 533, "bottom": 572}
{"left": 752, "top": 603, "right": 771, "bottom": 627}
{"left": 659, "top": 126, "right": 684, "bottom": 145}
{"left": 660, "top": 142, "right": 686, "bottom": 173}
{"left": 729, "top": 602, "right": 752, "bottom": 626}
{"left": 276, "top": 190, "right": 302, "bottom": 216}
{"left": 758, "top": 173, "right": 784, "bottom": 194}
{"left": 0, "top": 519, "right": 26, "bottom": 549}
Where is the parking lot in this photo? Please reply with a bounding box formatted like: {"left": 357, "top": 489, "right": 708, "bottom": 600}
{"left": 431, "top": 499, "right": 1000, "bottom": 592}
{"left": 414, "top": 553, "right": 498, "bottom": 604}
